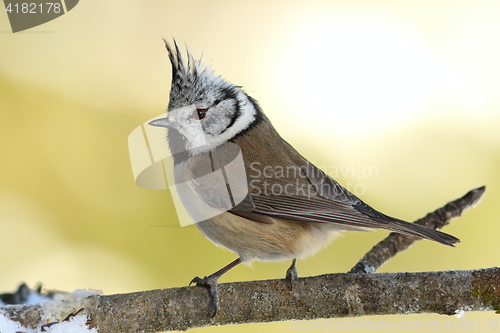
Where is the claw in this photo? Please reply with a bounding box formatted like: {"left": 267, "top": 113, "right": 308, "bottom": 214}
{"left": 189, "top": 276, "right": 201, "bottom": 286}
{"left": 190, "top": 275, "right": 220, "bottom": 317}
{"left": 190, "top": 257, "right": 242, "bottom": 316}
{"left": 285, "top": 259, "right": 298, "bottom": 291}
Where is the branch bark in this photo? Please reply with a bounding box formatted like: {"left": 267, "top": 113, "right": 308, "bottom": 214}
{"left": 2, "top": 268, "right": 499, "bottom": 332}
{"left": 1, "top": 187, "right": 496, "bottom": 332}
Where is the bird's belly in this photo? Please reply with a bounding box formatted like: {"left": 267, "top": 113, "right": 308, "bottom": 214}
{"left": 195, "top": 212, "right": 340, "bottom": 262}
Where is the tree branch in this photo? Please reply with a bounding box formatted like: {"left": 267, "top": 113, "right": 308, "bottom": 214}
{"left": 350, "top": 186, "right": 486, "bottom": 273}
{"left": 2, "top": 268, "right": 499, "bottom": 332}
{"left": 1, "top": 187, "right": 495, "bottom": 333}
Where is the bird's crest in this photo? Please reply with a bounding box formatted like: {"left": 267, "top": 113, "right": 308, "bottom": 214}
{"left": 164, "top": 39, "right": 230, "bottom": 110}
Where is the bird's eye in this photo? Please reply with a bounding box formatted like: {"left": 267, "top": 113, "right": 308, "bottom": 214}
{"left": 194, "top": 108, "right": 207, "bottom": 120}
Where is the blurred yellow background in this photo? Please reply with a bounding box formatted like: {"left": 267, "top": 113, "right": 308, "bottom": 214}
{"left": 1, "top": 1, "right": 499, "bottom": 332}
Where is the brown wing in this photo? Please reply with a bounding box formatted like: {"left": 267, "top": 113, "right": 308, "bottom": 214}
{"left": 229, "top": 162, "right": 459, "bottom": 246}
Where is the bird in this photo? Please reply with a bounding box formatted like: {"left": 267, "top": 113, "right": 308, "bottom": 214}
{"left": 149, "top": 40, "right": 460, "bottom": 316}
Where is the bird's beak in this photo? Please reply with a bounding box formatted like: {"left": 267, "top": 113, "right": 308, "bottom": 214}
{"left": 148, "top": 117, "right": 171, "bottom": 128}
{"left": 149, "top": 105, "right": 195, "bottom": 128}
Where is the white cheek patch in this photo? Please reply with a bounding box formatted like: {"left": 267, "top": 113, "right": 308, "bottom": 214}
{"left": 168, "top": 104, "right": 210, "bottom": 154}
{"left": 204, "top": 90, "right": 256, "bottom": 148}
{"left": 167, "top": 90, "right": 257, "bottom": 156}
{"left": 203, "top": 100, "right": 236, "bottom": 136}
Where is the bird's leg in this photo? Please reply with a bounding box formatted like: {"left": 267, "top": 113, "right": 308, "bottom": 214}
{"left": 190, "top": 257, "right": 242, "bottom": 316}
{"left": 285, "top": 258, "right": 298, "bottom": 291}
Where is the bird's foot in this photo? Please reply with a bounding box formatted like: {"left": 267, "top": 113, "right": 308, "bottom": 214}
{"left": 190, "top": 275, "right": 220, "bottom": 317}
{"left": 285, "top": 259, "right": 298, "bottom": 291}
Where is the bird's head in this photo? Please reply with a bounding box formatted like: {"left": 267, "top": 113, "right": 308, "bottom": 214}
{"left": 150, "top": 40, "right": 261, "bottom": 157}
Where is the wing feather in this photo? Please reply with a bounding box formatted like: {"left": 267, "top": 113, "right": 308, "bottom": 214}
{"left": 227, "top": 161, "right": 459, "bottom": 246}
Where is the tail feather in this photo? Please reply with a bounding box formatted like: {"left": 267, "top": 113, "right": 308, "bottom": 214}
{"left": 353, "top": 201, "right": 460, "bottom": 246}
{"left": 386, "top": 220, "right": 460, "bottom": 246}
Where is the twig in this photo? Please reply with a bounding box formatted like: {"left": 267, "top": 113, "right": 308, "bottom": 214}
{"left": 349, "top": 186, "right": 486, "bottom": 274}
